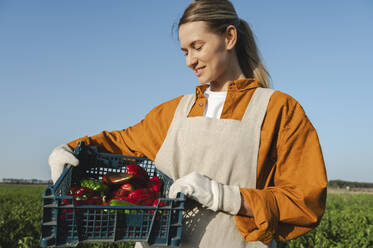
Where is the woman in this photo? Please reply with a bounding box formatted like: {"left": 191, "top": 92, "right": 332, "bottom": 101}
{"left": 49, "top": 0, "right": 327, "bottom": 247}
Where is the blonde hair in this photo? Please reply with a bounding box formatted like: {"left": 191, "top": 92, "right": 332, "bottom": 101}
{"left": 178, "top": 0, "right": 270, "bottom": 88}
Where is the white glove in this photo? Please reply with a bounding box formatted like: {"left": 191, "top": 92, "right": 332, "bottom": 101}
{"left": 48, "top": 144, "right": 79, "bottom": 184}
{"left": 169, "top": 171, "right": 242, "bottom": 215}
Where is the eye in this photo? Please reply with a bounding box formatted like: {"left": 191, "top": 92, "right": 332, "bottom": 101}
{"left": 195, "top": 45, "right": 203, "bottom": 51}
{"left": 192, "top": 41, "right": 204, "bottom": 51}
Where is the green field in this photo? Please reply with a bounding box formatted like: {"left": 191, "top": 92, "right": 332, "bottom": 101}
{"left": 0, "top": 185, "right": 372, "bottom": 248}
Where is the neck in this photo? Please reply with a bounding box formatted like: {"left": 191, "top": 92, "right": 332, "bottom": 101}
{"left": 209, "top": 53, "right": 246, "bottom": 92}
{"left": 210, "top": 72, "right": 246, "bottom": 92}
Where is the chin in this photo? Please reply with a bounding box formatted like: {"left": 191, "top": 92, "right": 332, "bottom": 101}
{"left": 197, "top": 77, "right": 210, "bottom": 85}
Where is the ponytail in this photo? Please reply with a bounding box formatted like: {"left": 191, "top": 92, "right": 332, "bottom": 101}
{"left": 178, "top": 0, "right": 270, "bottom": 88}
{"left": 236, "top": 19, "right": 270, "bottom": 88}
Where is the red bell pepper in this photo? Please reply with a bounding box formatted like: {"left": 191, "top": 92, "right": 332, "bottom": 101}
{"left": 152, "top": 198, "right": 167, "bottom": 207}
{"left": 72, "top": 187, "right": 100, "bottom": 206}
{"left": 151, "top": 176, "right": 162, "bottom": 189}
{"left": 149, "top": 176, "right": 161, "bottom": 184}
{"left": 74, "top": 187, "right": 95, "bottom": 199}
{"left": 69, "top": 186, "right": 80, "bottom": 195}
{"left": 126, "top": 164, "right": 149, "bottom": 187}
{"left": 120, "top": 182, "right": 136, "bottom": 191}
{"left": 128, "top": 188, "right": 155, "bottom": 206}
{"left": 147, "top": 176, "right": 163, "bottom": 198}
{"left": 115, "top": 183, "right": 136, "bottom": 197}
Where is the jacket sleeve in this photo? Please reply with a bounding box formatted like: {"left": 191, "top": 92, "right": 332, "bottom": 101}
{"left": 67, "top": 96, "right": 182, "bottom": 161}
{"left": 235, "top": 92, "right": 328, "bottom": 243}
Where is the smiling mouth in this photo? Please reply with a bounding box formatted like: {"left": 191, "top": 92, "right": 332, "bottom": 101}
{"left": 194, "top": 66, "right": 205, "bottom": 76}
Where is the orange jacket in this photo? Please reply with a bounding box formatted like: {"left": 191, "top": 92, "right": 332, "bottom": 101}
{"left": 68, "top": 78, "right": 327, "bottom": 243}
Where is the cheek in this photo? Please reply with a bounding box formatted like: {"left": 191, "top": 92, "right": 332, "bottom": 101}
{"left": 201, "top": 50, "right": 221, "bottom": 69}
{"left": 199, "top": 49, "right": 214, "bottom": 64}
{"left": 210, "top": 52, "right": 228, "bottom": 73}
{"left": 203, "top": 44, "right": 227, "bottom": 68}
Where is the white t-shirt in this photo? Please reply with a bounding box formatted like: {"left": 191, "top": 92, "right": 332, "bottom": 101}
{"left": 203, "top": 87, "right": 227, "bottom": 119}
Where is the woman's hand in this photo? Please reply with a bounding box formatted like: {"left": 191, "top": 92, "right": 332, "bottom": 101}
{"left": 169, "top": 171, "right": 242, "bottom": 215}
{"left": 48, "top": 144, "right": 79, "bottom": 184}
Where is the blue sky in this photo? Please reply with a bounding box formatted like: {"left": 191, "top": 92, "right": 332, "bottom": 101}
{"left": 0, "top": 0, "right": 372, "bottom": 183}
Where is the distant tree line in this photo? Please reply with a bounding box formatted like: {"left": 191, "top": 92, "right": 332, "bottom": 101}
{"left": 328, "top": 179, "right": 373, "bottom": 189}
{"left": 1, "top": 178, "right": 52, "bottom": 185}
{"left": 2, "top": 178, "right": 372, "bottom": 188}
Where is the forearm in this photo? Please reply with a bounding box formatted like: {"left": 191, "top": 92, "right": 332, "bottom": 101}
{"left": 67, "top": 130, "right": 139, "bottom": 156}
{"left": 67, "top": 97, "right": 182, "bottom": 160}
{"left": 236, "top": 185, "right": 326, "bottom": 242}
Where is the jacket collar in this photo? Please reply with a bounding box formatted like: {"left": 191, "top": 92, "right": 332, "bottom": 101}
{"left": 195, "top": 78, "right": 261, "bottom": 98}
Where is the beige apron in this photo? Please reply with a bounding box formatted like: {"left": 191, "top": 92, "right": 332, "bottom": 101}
{"left": 137, "top": 87, "right": 276, "bottom": 248}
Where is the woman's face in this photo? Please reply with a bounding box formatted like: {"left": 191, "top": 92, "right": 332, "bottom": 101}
{"left": 179, "top": 21, "right": 231, "bottom": 85}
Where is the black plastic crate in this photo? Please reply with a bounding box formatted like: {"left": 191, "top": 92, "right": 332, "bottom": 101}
{"left": 40, "top": 142, "right": 184, "bottom": 247}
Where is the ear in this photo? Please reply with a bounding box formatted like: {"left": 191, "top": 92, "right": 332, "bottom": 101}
{"left": 224, "top": 25, "right": 238, "bottom": 51}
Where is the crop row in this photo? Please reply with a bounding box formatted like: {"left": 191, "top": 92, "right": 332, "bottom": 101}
{"left": 0, "top": 185, "right": 372, "bottom": 248}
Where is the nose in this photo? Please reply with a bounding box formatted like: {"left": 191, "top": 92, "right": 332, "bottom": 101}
{"left": 186, "top": 52, "right": 197, "bottom": 69}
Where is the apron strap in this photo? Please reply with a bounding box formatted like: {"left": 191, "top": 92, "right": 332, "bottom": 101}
{"left": 241, "top": 87, "right": 275, "bottom": 124}
{"left": 175, "top": 87, "right": 275, "bottom": 124}
{"left": 176, "top": 93, "right": 196, "bottom": 120}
